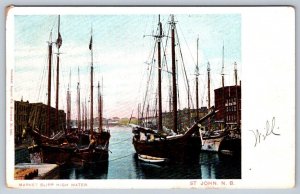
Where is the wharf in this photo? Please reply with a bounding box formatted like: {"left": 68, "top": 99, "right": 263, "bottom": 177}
{"left": 15, "top": 163, "right": 59, "bottom": 179}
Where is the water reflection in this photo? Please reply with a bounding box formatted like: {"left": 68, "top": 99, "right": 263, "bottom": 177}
{"left": 60, "top": 161, "right": 108, "bottom": 179}
{"left": 200, "top": 152, "right": 219, "bottom": 179}
{"left": 58, "top": 127, "right": 241, "bottom": 179}
{"left": 133, "top": 153, "right": 202, "bottom": 179}
{"left": 200, "top": 152, "right": 241, "bottom": 179}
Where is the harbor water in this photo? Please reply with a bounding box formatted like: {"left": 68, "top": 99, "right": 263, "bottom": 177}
{"left": 59, "top": 126, "right": 241, "bottom": 179}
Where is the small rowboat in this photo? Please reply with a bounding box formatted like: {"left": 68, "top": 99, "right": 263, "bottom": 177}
{"left": 138, "top": 154, "right": 168, "bottom": 163}
{"left": 220, "top": 149, "right": 234, "bottom": 156}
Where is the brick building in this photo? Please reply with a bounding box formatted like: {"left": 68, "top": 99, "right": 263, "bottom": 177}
{"left": 214, "top": 84, "right": 241, "bottom": 130}
{"left": 14, "top": 100, "right": 31, "bottom": 145}
{"left": 14, "top": 100, "right": 66, "bottom": 145}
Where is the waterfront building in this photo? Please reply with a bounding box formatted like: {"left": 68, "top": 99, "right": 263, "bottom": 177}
{"left": 214, "top": 84, "right": 241, "bottom": 130}
{"left": 14, "top": 100, "right": 66, "bottom": 146}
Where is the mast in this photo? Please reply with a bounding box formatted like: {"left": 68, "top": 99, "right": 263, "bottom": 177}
{"left": 234, "top": 62, "right": 238, "bottom": 86}
{"left": 47, "top": 32, "right": 53, "bottom": 137}
{"left": 187, "top": 77, "right": 191, "bottom": 126}
{"left": 82, "top": 102, "right": 85, "bottom": 131}
{"left": 98, "top": 81, "right": 103, "bottom": 132}
{"left": 234, "top": 62, "right": 239, "bottom": 129}
{"left": 207, "top": 62, "right": 211, "bottom": 110}
{"left": 77, "top": 67, "right": 81, "bottom": 132}
{"left": 222, "top": 42, "right": 226, "bottom": 127}
{"left": 101, "top": 77, "right": 104, "bottom": 130}
{"left": 146, "top": 104, "right": 149, "bottom": 128}
{"left": 55, "top": 15, "right": 62, "bottom": 133}
{"left": 222, "top": 42, "right": 225, "bottom": 88}
{"left": 207, "top": 62, "right": 211, "bottom": 131}
{"left": 169, "top": 85, "right": 172, "bottom": 112}
{"left": 157, "top": 15, "right": 163, "bottom": 132}
{"left": 195, "top": 37, "right": 199, "bottom": 120}
{"left": 170, "top": 15, "right": 178, "bottom": 133}
{"left": 137, "top": 103, "right": 140, "bottom": 125}
{"left": 89, "top": 29, "right": 94, "bottom": 138}
{"left": 85, "top": 98, "right": 88, "bottom": 131}
{"left": 66, "top": 70, "right": 71, "bottom": 135}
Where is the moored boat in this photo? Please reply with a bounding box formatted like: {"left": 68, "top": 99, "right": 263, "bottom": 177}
{"left": 70, "top": 28, "right": 110, "bottom": 166}
{"left": 138, "top": 154, "right": 168, "bottom": 163}
{"left": 200, "top": 46, "right": 241, "bottom": 153}
{"left": 27, "top": 15, "right": 79, "bottom": 165}
{"left": 132, "top": 15, "right": 203, "bottom": 162}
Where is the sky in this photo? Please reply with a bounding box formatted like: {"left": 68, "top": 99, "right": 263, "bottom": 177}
{"left": 14, "top": 14, "right": 241, "bottom": 119}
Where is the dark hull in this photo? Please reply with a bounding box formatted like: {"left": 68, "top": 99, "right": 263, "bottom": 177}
{"left": 40, "top": 144, "right": 77, "bottom": 165}
{"left": 219, "top": 137, "right": 241, "bottom": 155}
{"left": 71, "top": 148, "right": 109, "bottom": 166}
{"left": 78, "top": 131, "right": 111, "bottom": 146}
{"left": 133, "top": 137, "right": 200, "bottom": 162}
{"left": 29, "top": 126, "right": 111, "bottom": 166}
{"left": 71, "top": 131, "right": 111, "bottom": 166}
{"left": 133, "top": 123, "right": 201, "bottom": 162}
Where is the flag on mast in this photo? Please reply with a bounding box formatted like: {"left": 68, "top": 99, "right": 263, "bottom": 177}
{"left": 56, "top": 32, "right": 62, "bottom": 49}
{"left": 56, "top": 15, "right": 62, "bottom": 49}
{"left": 89, "top": 35, "right": 93, "bottom": 50}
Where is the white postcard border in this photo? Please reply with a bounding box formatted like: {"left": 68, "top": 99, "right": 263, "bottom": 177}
{"left": 6, "top": 6, "right": 295, "bottom": 189}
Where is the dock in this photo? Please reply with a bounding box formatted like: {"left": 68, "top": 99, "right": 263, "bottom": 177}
{"left": 15, "top": 163, "right": 59, "bottom": 179}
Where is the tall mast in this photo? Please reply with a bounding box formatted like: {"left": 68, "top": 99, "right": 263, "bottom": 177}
{"left": 207, "top": 62, "right": 211, "bottom": 131}
{"left": 55, "top": 15, "right": 62, "bottom": 133}
{"left": 169, "top": 85, "right": 172, "bottom": 112}
{"left": 187, "top": 76, "right": 191, "bottom": 126}
{"left": 101, "top": 77, "right": 104, "bottom": 130}
{"left": 207, "top": 62, "right": 211, "bottom": 110}
{"left": 170, "top": 15, "right": 178, "bottom": 133}
{"left": 98, "top": 81, "right": 103, "bottom": 132}
{"left": 234, "top": 62, "right": 239, "bottom": 129}
{"left": 77, "top": 67, "right": 81, "bottom": 132}
{"left": 81, "top": 102, "right": 84, "bottom": 131}
{"left": 47, "top": 31, "right": 53, "bottom": 137}
{"left": 234, "top": 62, "right": 238, "bottom": 86}
{"left": 89, "top": 28, "right": 94, "bottom": 138}
{"left": 222, "top": 42, "right": 226, "bottom": 126}
{"left": 66, "top": 70, "right": 71, "bottom": 135}
{"left": 222, "top": 42, "right": 225, "bottom": 88}
{"left": 195, "top": 36, "right": 199, "bottom": 120}
{"left": 157, "top": 15, "right": 163, "bottom": 132}
{"left": 85, "top": 98, "right": 88, "bottom": 131}
{"left": 137, "top": 103, "right": 140, "bottom": 125}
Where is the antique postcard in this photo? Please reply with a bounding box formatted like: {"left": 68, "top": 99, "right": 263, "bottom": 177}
{"left": 6, "top": 6, "right": 295, "bottom": 189}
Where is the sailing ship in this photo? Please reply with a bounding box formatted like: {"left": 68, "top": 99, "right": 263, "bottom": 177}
{"left": 132, "top": 15, "right": 206, "bottom": 162}
{"left": 191, "top": 38, "right": 225, "bottom": 152}
{"left": 199, "top": 43, "right": 241, "bottom": 154}
{"left": 71, "top": 29, "right": 111, "bottom": 166}
{"left": 198, "top": 60, "right": 228, "bottom": 152}
{"left": 28, "top": 16, "right": 110, "bottom": 165}
{"left": 27, "top": 15, "right": 77, "bottom": 165}
{"left": 218, "top": 62, "right": 241, "bottom": 155}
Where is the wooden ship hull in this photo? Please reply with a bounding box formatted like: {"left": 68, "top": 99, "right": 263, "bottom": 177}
{"left": 133, "top": 136, "right": 196, "bottom": 161}
{"left": 71, "top": 131, "right": 111, "bottom": 166}
{"left": 39, "top": 144, "right": 77, "bottom": 165}
{"left": 219, "top": 134, "right": 241, "bottom": 155}
{"left": 201, "top": 134, "right": 226, "bottom": 152}
{"left": 28, "top": 127, "right": 77, "bottom": 165}
{"left": 71, "top": 147, "right": 109, "bottom": 166}
{"left": 29, "top": 129, "right": 110, "bottom": 166}
{"left": 133, "top": 122, "right": 204, "bottom": 162}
